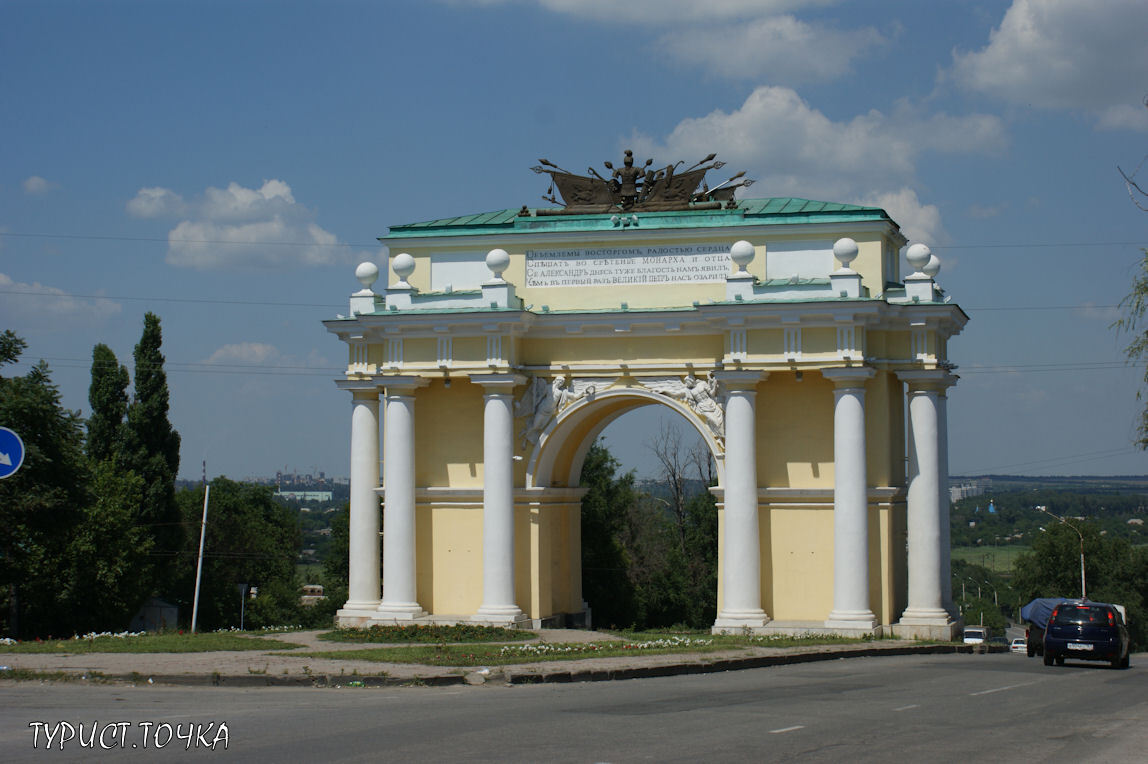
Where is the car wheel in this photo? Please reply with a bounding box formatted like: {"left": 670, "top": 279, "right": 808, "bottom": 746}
{"left": 1055, "top": 655, "right": 1064, "bottom": 666}
{"left": 1027, "top": 646, "right": 1035, "bottom": 658}
{"left": 1111, "top": 655, "right": 1122, "bottom": 669}
{"left": 1121, "top": 654, "right": 1130, "bottom": 670}
{"left": 1043, "top": 653, "right": 1054, "bottom": 666}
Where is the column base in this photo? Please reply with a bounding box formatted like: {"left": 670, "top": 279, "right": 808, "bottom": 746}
{"left": 335, "top": 605, "right": 382, "bottom": 628}
{"left": 894, "top": 608, "right": 959, "bottom": 641}
{"left": 712, "top": 609, "right": 771, "bottom": 634}
{"left": 474, "top": 605, "right": 527, "bottom": 626}
{"left": 375, "top": 601, "right": 426, "bottom": 620}
{"left": 824, "top": 609, "right": 878, "bottom": 630}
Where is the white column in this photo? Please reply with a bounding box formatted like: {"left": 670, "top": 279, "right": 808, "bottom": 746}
{"left": 823, "top": 367, "right": 877, "bottom": 630}
{"left": 713, "top": 371, "right": 769, "bottom": 630}
{"left": 473, "top": 374, "right": 526, "bottom": 624}
{"left": 896, "top": 371, "right": 955, "bottom": 629}
{"left": 377, "top": 377, "right": 428, "bottom": 618}
{"left": 338, "top": 382, "right": 382, "bottom": 613}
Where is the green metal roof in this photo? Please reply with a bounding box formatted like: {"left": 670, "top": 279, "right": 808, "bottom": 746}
{"left": 382, "top": 198, "right": 895, "bottom": 240}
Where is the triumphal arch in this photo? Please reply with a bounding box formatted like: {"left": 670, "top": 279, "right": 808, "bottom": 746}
{"left": 325, "top": 152, "right": 966, "bottom": 638}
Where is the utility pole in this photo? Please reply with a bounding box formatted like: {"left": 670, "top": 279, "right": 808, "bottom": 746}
{"left": 191, "top": 484, "right": 210, "bottom": 633}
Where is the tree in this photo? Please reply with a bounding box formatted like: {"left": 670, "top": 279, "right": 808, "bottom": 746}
{"left": 86, "top": 343, "right": 130, "bottom": 464}
{"left": 174, "top": 479, "right": 302, "bottom": 631}
{"left": 1114, "top": 249, "right": 1148, "bottom": 448}
{"left": 1013, "top": 521, "right": 1148, "bottom": 648}
{"left": 124, "top": 313, "right": 183, "bottom": 593}
{"left": 0, "top": 332, "right": 90, "bottom": 638}
{"left": 65, "top": 463, "right": 152, "bottom": 633}
{"left": 579, "top": 441, "right": 638, "bottom": 628}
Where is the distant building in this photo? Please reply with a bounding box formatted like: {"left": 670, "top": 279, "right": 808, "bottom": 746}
{"left": 300, "top": 584, "right": 326, "bottom": 607}
{"left": 274, "top": 490, "right": 334, "bottom": 502}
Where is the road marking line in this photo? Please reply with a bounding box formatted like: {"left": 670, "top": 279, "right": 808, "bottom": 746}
{"left": 970, "top": 681, "right": 1039, "bottom": 696}
{"left": 894, "top": 704, "right": 919, "bottom": 711}
{"left": 769, "top": 726, "right": 805, "bottom": 734}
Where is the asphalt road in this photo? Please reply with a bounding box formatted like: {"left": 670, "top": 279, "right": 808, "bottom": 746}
{"left": 1, "top": 651, "right": 1144, "bottom": 762}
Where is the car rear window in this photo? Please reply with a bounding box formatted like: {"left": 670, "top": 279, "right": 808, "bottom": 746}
{"left": 1050, "top": 605, "right": 1116, "bottom": 625}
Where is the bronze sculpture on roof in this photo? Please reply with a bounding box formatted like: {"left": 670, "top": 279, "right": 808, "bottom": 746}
{"left": 530, "top": 151, "right": 753, "bottom": 215}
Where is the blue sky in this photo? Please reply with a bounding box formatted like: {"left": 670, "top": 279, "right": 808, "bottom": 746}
{"left": 3, "top": 0, "right": 1147, "bottom": 481}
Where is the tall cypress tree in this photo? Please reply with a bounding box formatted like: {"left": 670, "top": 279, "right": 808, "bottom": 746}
{"left": 86, "top": 343, "right": 129, "bottom": 464}
{"left": 124, "top": 313, "right": 182, "bottom": 595}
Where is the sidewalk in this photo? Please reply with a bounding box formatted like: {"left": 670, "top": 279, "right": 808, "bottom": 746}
{"left": 0, "top": 630, "right": 990, "bottom": 688}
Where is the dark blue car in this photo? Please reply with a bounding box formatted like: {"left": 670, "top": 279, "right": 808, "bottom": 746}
{"left": 1042, "top": 601, "right": 1130, "bottom": 669}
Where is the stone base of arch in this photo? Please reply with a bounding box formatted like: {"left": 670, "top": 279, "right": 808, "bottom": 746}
{"left": 893, "top": 613, "right": 962, "bottom": 641}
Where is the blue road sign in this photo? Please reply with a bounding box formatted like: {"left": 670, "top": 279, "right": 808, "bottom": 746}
{"left": 0, "top": 427, "right": 25, "bottom": 479}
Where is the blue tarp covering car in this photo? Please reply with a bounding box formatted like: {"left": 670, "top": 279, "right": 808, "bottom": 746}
{"left": 1020, "top": 597, "right": 1073, "bottom": 657}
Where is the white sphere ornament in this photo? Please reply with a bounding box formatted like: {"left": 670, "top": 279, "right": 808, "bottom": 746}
{"left": 355, "top": 261, "right": 379, "bottom": 290}
{"left": 905, "top": 243, "right": 931, "bottom": 272}
{"left": 730, "top": 240, "right": 755, "bottom": 273}
{"left": 392, "top": 252, "right": 416, "bottom": 284}
{"left": 923, "top": 254, "right": 941, "bottom": 278}
{"left": 833, "top": 237, "right": 859, "bottom": 268}
{"left": 486, "top": 248, "right": 510, "bottom": 278}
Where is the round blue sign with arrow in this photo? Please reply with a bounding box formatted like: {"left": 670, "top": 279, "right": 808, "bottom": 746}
{"left": 0, "top": 427, "right": 26, "bottom": 479}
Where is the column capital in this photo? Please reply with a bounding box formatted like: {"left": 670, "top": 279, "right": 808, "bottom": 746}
{"left": 379, "top": 375, "right": 430, "bottom": 395}
{"left": 713, "top": 370, "right": 768, "bottom": 391}
{"left": 896, "top": 368, "right": 957, "bottom": 392}
{"left": 335, "top": 378, "right": 381, "bottom": 395}
{"left": 469, "top": 373, "right": 527, "bottom": 392}
{"left": 821, "top": 366, "right": 876, "bottom": 388}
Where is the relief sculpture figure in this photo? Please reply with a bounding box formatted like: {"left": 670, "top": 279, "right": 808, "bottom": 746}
{"left": 642, "top": 373, "right": 725, "bottom": 441}
{"left": 515, "top": 376, "right": 595, "bottom": 447}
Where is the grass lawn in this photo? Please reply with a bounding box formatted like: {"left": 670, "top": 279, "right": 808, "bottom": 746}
{"left": 0, "top": 632, "right": 305, "bottom": 654}
{"left": 951, "top": 545, "right": 1030, "bottom": 573}
{"left": 289, "top": 631, "right": 873, "bottom": 667}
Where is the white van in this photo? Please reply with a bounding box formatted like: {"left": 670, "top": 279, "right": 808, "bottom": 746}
{"left": 962, "top": 627, "right": 988, "bottom": 644}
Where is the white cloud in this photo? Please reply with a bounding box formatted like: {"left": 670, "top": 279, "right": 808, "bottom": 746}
{"left": 201, "top": 343, "right": 333, "bottom": 374}
{"left": 656, "top": 15, "right": 885, "bottom": 83}
{"left": 203, "top": 342, "right": 283, "bottom": 365}
{"left": 1097, "top": 104, "right": 1148, "bottom": 133}
{"left": 22, "top": 176, "right": 56, "bottom": 195}
{"left": 127, "top": 179, "right": 346, "bottom": 270}
{"left": 126, "top": 187, "right": 186, "bottom": 218}
{"left": 630, "top": 86, "right": 1003, "bottom": 240}
{"left": 858, "top": 188, "right": 946, "bottom": 247}
{"left": 950, "top": 0, "right": 1148, "bottom": 129}
{"left": 0, "top": 273, "right": 121, "bottom": 323}
{"left": 450, "top": 0, "right": 827, "bottom": 23}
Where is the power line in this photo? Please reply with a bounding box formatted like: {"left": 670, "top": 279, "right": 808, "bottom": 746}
{"left": 955, "top": 446, "right": 1140, "bottom": 476}
{"left": 0, "top": 231, "right": 379, "bottom": 249}
{"left": 0, "top": 288, "right": 1128, "bottom": 316}
{"left": 0, "top": 289, "right": 342, "bottom": 309}
{"left": 1, "top": 229, "right": 1142, "bottom": 251}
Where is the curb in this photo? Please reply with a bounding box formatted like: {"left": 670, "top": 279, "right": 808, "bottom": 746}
{"left": 5, "top": 643, "right": 1007, "bottom": 689}
{"left": 504, "top": 643, "right": 990, "bottom": 685}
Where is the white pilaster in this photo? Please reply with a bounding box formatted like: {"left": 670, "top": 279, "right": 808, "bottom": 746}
{"left": 337, "top": 381, "right": 382, "bottom": 615}
{"left": 895, "top": 370, "right": 957, "bottom": 637}
{"left": 938, "top": 386, "right": 955, "bottom": 616}
{"left": 377, "top": 376, "right": 429, "bottom": 619}
{"left": 472, "top": 374, "right": 528, "bottom": 624}
{"left": 713, "top": 371, "right": 769, "bottom": 631}
{"left": 822, "top": 367, "right": 877, "bottom": 630}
